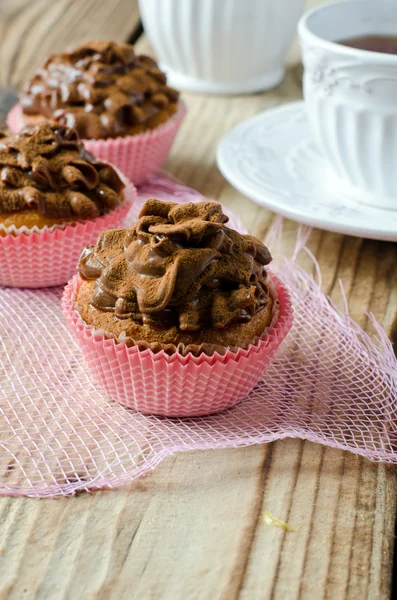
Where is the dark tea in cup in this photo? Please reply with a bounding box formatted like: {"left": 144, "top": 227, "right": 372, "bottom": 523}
{"left": 339, "top": 34, "right": 397, "bottom": 55}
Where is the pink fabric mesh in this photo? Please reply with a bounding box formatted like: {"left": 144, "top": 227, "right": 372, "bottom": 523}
{"left": 0, "top": 175, "right": 396, "bottom": 497}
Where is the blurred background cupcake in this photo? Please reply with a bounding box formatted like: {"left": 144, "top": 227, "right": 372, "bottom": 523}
{"left": 0, "top": 121, "right": 135, "bottom": 288}
{"left": 7, "top": 41, "right": 186, "bottom": 186}
{"left": 63, "top": 198, "right": 293, "bottom": 417}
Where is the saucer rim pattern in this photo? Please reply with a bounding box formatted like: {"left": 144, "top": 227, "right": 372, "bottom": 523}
{"left": 217, "top": 100, "right": 397, "bottom": 242}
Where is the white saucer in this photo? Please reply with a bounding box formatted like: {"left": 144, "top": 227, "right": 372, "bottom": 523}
{"left": 217, "top": 101, "right": 397, "bottom": 242}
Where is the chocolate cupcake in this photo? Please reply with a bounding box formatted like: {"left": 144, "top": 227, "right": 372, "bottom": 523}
{"left": 0, "top": 122, "right": 125, "bottom": 233}
{"left": 8, "top": 41, "right": 186, "bottom": 185}
{"left": 19, "top": 41, "right": 180, "bottom": 139}
{"left": 0, "top": 122, "right": 136, "bottom": 288}
{"left": 76, "top": 199, "right": 274, "bottom": 352}
{"left": 63, "top": 199, "right": 293, "bottom": 416}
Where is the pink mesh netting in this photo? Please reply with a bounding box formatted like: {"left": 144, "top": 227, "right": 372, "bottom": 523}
{"left": 1, "top": 175, "right": 396, "bottom": 497}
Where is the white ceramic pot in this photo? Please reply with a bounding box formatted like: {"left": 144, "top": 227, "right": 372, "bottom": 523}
{"left": 139, "top": 0, "right": 304, "bottom": 94}
{"left": 299, "top": 0, "right": 397, "bottom": 210}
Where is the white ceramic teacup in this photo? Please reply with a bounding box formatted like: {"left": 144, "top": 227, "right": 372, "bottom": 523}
{"left": 139, "top": 0, "right": 304, "bottom": 95}
{"left": 299, "top": 0, "right": 397, "bottom": 210}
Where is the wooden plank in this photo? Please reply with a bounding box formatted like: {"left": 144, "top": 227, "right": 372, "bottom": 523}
{"left": 126, "top": 25, "right": 397, "bottom": 600}
{"left": 0, "top": 1, "right": 396, "bottom": 599}
{"left": 0, "top": 0, "right": 141, "bottom": 89}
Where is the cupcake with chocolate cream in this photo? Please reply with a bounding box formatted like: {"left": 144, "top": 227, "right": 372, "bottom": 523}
{"left": 77, "top": 199, "right": 274, "bottom": 351}
{"left": 0, "top": 122, "right": 135, "bottom": 288}
{"left": 0, "top": 122, "right": 126, "bottom": 233}
{"left": 63, "top": 199, "right": 293, "bottom": 416}
{"left": 8, "top": 41, "right": 186, "bottom": 185}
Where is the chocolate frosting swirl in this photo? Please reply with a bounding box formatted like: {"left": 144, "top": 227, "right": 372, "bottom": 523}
{"left": 0, "top": 122, "right": 125, "bottom": 218}
{"left": 78, "top": 199, "right": 272, "bottom": 331}
{"left": 20, "top": 41, "right": 180, "bottom": 139}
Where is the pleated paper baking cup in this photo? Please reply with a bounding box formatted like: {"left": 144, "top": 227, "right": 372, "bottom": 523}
{"left": 6, "top": 104, "right": 25, "bottom": 132}
{"left": 62, "top": 272, "right": 293, "bottom": 417}
{"left": 7, "top": 102, "right": 187, "bottom": 187}
{"left": 0, "top": 177, "right": 136, "bottom": 288}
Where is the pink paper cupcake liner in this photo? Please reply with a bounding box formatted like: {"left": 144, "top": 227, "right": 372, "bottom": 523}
{"left": 0, "top": 177, "right": 136, "bottom": 289}
{"left": 7, "top": 102, "right": 187, "bottom": 187}
{"left": 62, "top": 272, "right": 293, "bottom": 417}
{"left": 6, "top": 104, "right": 29, "bottom": 132}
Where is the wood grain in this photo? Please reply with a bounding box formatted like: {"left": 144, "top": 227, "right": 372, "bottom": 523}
{"left": 0, "top": 1, "right": 396, "bottom": 599}
{"left": 154, "top": 90, "right": 397, "bottom": 597}
{"left": 0, "top": 0, "right": 141, "bottom": 89}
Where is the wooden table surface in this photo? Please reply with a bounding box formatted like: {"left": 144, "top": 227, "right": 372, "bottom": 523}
{"left": 0, "top": 1, "right": 396, "bottom": 599}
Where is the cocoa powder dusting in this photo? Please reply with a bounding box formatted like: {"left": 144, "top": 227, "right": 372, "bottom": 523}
{"left": 0, "top": 122, "right": 124, "bottom": 218}
{"left": 78, "top": 199, "right": 272, "bottom": 332}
